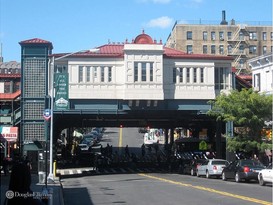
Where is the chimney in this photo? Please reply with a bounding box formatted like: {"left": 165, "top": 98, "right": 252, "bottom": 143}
{"left": 220, "top": 10, "right": 228, "bottom": 25}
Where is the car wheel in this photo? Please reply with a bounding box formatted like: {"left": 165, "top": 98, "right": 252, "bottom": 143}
{"left": 222, "top": 172, "right": 227, "bottom": 181}
{"left": 206, "top": 170, "right": 210, "bottom": 178}
{"left": 235, "top": 172, "right": 241, "bottom": 183}
{"left": 190, "top": 169, "right": 194, "bottom": 176}
{"left": 259, "top": 174, "right": 265, "bottom": 186}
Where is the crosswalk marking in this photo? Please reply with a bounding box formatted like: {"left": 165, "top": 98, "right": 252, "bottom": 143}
{"left": 57, "top": 167, "right": 167, "bottom": 177}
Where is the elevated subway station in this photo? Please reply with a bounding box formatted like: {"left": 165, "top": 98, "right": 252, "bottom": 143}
{"left": 19, "top": 32, "right": 233, "bottom": 173}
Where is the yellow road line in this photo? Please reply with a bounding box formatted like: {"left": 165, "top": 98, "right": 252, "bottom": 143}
{"left": 139, "top": 173, "right": 272, "bottom": 205}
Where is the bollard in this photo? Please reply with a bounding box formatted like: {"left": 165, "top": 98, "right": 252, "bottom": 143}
{"left": 53, "top": 160, "right": 56, "bottom": 177}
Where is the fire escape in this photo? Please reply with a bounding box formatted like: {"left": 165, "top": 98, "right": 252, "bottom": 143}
{"left": 227, "top": 24, "right": 249, "bottom": 75}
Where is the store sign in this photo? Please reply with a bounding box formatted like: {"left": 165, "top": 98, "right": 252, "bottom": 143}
{"left": 0, "top": 127, "right": 18, "bottom": 142}
{"left": 54, "top": 73, "right": 69, "bottom": 110}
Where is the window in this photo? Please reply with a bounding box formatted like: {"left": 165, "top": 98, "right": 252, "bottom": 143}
{"left": 263, "top": 32, "right": 267, "bottom": 40}
{"left": 228, "top": 45, "right": 232, "bottom": 54}
{"left": 186, "top": 67, "right": 190, "bottom": 83}
{"left": 134, "top": 63, "right": 138, "bottom": 82}
{"left": 203, "top": 45, "right": 208, "bottom": 54}
{"left": 150, "top": 63, "right": 153, "bottom": 81}
{"left": 200, "top": 68, "right": 204, "bottom": 83}
{"left": 187, "top": 45, "right": 193, "bottom": 54}
{"left": 227, "top": 32, "right": 232, "bottom": 40}
{"left": 141, "top": 63, "right": 146, "bottom": 81}
{"left": 263, "top": 46, "right": 267, "bottom": 54}
{"left": 173, "top": 68, "right": 177, "bottom": 83}
{"left": 94, "top": 67, "right": 97, "bottom": 79}
{"left": 254, "top": 73, "right": 260, "bottom": 91}
{"left": 249, "top": 45, "right": 257, "bottom": 54}
{"left": 211, "top": 32, "right": 216, "bottom": 40}
{"left": 211, "top": 45, "right": 216, "bottom": 54}
{"left": 179, "top": 68, "right": 183, "bottom": 83}
{"left": 193, "top": 68, "right": 197, "bottom": 83}
{"left": 79, "top": 66, "right": 83, "bottom": 82}
{"left": 219, "top": 32, "right": 224, "bottom": 40}
{"left": 203, "top": 31, "right": 207, "bottom": 41}
{"left": 187, "top": 31, "right": 192, "bottom": 40}
{"left": 271, "top": 46, "right": 273, "bottom": 53}
{"left": 239, "top": 32, "right": 244, "bottom": 40}
{"left": 239, "top": 45, "right": 244, "bottom": 54}
{"left": 215, "top": 67, "right": 229, "bottom": 90}
{"left": 101, "top": 67, "right": 105, "bottom": 82}
{"left": 108, "top": 67, "right": 112, "bottom": 82}
{"left": 249, "top": 32, "right": 257, "bottom": 40}
{"left": 271, "top": 32, "right": 273, "bottom": 40}
{"left": 86, "top": 66, "right": 91, "bottom": 82}
{"left": 219, "top": 45, "right": 224, "bottom": 54}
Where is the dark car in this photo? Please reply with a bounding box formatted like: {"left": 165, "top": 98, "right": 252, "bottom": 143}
{"left": 183, "top": 158, "right": 207, "bottom": 176}
{"left": 221, "top": 159, "right": 265, "bottom": 183}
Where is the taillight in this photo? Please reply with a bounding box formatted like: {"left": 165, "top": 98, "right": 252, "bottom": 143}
{"left": 213, "top": 166, "right": 217, "bottom": 170}
{"left": 244, "top": 166, "right": 250, "bottom": 172}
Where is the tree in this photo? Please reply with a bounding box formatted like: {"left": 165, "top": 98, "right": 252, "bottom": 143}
{"left": 208, "top": 88, "right": 272, "bottom": 154}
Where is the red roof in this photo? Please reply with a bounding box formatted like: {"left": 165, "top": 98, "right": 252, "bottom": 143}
{"left": 19, "top": 38, "right": 53, "bottom": 49}
{"left": 0, "top": 90, "right": 21, "bottom": 101}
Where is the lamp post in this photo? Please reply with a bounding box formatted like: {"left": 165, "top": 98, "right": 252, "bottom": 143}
{"left": 48, "top": 48, "right": 99, "bottom": 181}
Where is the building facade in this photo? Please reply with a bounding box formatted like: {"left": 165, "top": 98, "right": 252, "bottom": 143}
{"left": 166, "top": 11, "right": 273, "bottom": 74}
{"left": 248, "top": 53, "right": 273, "bottom": 95}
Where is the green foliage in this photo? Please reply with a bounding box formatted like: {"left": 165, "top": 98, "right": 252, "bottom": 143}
{"left": 208, "top": 88, "right": 272, "bottom": 154}
{"left": 208, "top": 88, "right": 272, "bottom": 141}
{"left": 226, "top": 136, "right": 272, "bottom": 153}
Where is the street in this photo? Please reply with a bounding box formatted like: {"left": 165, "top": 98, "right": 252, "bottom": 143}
{"left": 61, "top": 173, "right": 272, "bottom": 205}
{"left": 59, "top": 127, "right": 272, "bottom": 205}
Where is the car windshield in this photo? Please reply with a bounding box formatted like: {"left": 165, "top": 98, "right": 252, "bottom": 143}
{"left": 241, "top": 160, "right": 263, "bottom": 166}
{"left": 81, "top": 137, "right": 94, "bottom": 144}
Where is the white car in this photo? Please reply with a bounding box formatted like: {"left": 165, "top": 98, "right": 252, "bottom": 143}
{"left": 258, "top": 163, "right": 272, "bottom": 186}
{"left": 197, "top": 159, "right": 229, "bottom": 178}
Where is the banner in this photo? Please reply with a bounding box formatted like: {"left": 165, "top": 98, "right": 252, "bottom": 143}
{"left": 0, "top": 127, "right": 18, "bottom": 142}
{"left": 54, "top": 73, "right": 69, "bottom": 110}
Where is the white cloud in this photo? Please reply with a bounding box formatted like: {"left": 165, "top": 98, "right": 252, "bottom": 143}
{"left": 146, "top": 16, "right": 174, "bottom": 29}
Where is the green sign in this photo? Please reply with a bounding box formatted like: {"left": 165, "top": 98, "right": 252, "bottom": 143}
{"left": 54, "top": 73, "right": 69, "bottom": 110}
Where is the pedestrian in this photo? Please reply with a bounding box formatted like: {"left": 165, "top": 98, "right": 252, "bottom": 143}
{"left": 125, "top": 145, "right": 130, "bottom": 157}
{"left": 141, "top": 143, "right": 146, "bottom": 157}
{"left": 5, "top": 162, "right": 45, "bottom": 205}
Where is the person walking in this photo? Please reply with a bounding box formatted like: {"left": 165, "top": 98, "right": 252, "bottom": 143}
{"left": 5, "top": 161, "right": 45, "bottom": 205}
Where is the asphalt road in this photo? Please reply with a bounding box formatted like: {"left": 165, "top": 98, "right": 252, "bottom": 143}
{"left": 61, "top": 127, "right": 272, "bottom": 205}
{"left": 61, "top": 173, "right": 272, "bottom": 205}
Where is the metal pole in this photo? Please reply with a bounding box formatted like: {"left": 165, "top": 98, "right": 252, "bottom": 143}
{"left": 47, "top": 49, "right": 99, "bottom": 181}
{"left": 48, "top": 56, "right": 55, "bottom": 181}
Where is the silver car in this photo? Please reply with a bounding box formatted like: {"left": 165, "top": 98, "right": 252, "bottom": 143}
{"left": 197, "top": 159, "right": 229, "bottom": 178}
{"left": 258, "top": 163, "right": 273, "bottom": 186}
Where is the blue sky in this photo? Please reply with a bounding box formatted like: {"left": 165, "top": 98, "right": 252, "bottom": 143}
{"left": 0, "top": 0, "right": 272, "bottom": 62}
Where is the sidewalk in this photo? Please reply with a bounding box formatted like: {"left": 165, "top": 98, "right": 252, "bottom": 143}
{"left": 1, "top": 173, "right": 64, "bottom": 205}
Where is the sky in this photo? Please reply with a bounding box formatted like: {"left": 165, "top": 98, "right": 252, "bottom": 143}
{"left": 0, "top": 0, "right": 272, "bottom": 62}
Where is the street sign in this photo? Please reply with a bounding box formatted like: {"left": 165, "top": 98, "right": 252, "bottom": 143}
{"left": 43, "top": 109, "right": 51, "bottom": 121}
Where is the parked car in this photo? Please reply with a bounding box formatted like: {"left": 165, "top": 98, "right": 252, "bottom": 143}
{"left": 258, "top": 163, "right": 273, "bottom": 186}
{"left": 196, "top": 159, "right": 229, "bottom": 178}
{"left": 78, "top": 135, "right": 96, "bottom": 152}
{"left": 222, "top": 159, "right": 265, "bottom": 183}
{"left": 183, "top": 158, "right": 207, "bottom": 176}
